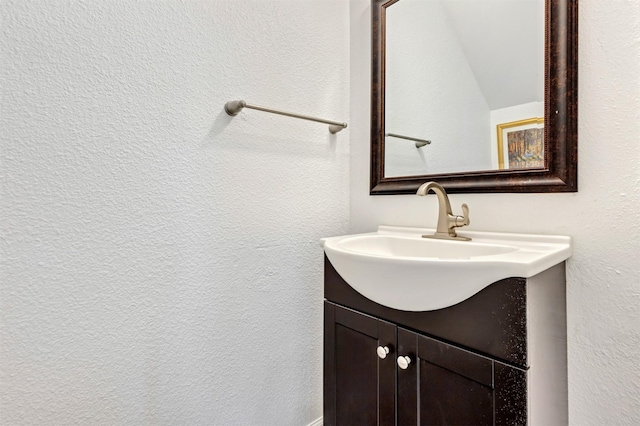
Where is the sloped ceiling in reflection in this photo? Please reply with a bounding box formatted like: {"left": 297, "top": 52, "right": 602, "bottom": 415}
{"left": 442, "top": 0, "right": 544, "bottom": 110}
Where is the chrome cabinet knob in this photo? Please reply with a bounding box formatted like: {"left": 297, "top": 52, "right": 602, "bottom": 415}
{"left": 377, "top": 346, "right": 390, "bottom": 359}
{"left": 397, "top": 355, "right": 412, "bottom": 370}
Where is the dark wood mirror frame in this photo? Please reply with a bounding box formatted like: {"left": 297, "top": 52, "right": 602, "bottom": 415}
{"left": 371, "top": 0, "right": 578, "bottom": 194}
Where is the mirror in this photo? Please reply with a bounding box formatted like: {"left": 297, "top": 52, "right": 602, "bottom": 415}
{"left": 371, "top": 0, "right": 578, "bottom": 194}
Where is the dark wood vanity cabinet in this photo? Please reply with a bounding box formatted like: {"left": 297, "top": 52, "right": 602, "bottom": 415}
{"left": 324, "top": 302, "right": 526, "bottom": 426}
{"left": 323, "top": 256, "right": 567, "bottom": 426}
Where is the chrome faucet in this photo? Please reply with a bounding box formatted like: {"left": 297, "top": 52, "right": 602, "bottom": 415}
{"left": 416, "top": 181, "right": 471, "bottom": 241}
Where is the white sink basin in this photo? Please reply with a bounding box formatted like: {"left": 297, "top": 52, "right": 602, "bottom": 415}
{"left": 321, "top": 226, "right": 571, "bottom": 311}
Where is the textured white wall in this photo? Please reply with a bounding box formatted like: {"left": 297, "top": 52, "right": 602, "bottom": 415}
{"left": 385, "top": 0, "right": 491, "bottom": 177}
{"left": 0, "top": 0, "right": 349, "bottom": 424}
{"left": 350, "top": 0, "right": 639, "bottom": 424}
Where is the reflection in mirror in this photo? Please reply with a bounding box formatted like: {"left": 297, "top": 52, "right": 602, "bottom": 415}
{"left": 384, "top": 0, "right": 544, "bottom": 178}
{"left": 370, "top": 0, "right": 578, "bottom": 194}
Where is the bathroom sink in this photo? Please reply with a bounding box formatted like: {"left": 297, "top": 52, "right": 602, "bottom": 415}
{"left": 321, "top": 226, "right": 571, "bottom": 311}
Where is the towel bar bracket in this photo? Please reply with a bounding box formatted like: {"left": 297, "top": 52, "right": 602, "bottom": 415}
{"left": 386, "top": 133, "right": 431, "bottom": 148}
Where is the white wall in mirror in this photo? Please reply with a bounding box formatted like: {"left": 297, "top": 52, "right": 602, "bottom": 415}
{"left": 442, "top": 0, "right": 544, "bottom": 110}
{"left": 385, "top": 0, "right": 491, "bottom": 177}
{"left": 384, "top": 0, "right": 544, "bottom": 177}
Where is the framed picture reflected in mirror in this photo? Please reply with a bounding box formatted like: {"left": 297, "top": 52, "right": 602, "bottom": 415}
{"left": 497, "top": 117, "right": 545, "bottom": 170}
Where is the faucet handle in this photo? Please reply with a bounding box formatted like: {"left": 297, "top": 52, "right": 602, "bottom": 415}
{"left": 455, "top": 203, "right": 470, "bottom": 227}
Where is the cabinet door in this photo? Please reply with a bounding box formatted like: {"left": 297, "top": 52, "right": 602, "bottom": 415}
{"left": 397, "top": 329, "right": 495, "bottom": 426}
{"left": 324, "top": 302, "right": 396, "bottom": 426}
